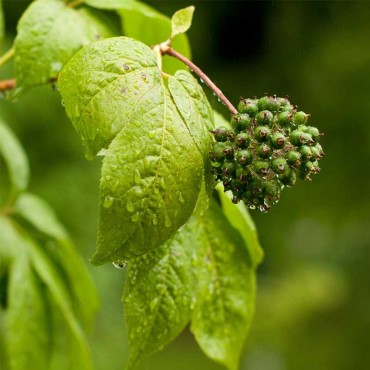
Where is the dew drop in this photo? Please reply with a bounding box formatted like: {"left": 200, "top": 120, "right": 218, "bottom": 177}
{"left": 126, "top": 200, "right": 135, "bottom": 212}
{"left": 103, "top": 195, "right": 114, "bottom": 208}
{"left": 112, "top": 260, "right": 127, "bottom": 269}
{"left": 148, "top": 130, "right": 156, "bottom": 139}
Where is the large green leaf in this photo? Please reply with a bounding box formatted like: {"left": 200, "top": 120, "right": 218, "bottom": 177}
{"left": 13, "top": 0, "right": 117, "bottom": 96}
{"left": 59, "top": 37, "right": 209, "bottom": 264}
{"left": 191, "top": 200, "right": 256, "bottom": 370}
{"left": 123, "top": 217, "right": 204, "bottom": 369}
{"left": 0, "top": 116, "right": 29, "bottom": 196}
{"left": 12, "top": 193, "right": 99, "bottom": 328}
{"left": 6, "top": 254, "right": 51, "bottom": 370}
{"left": 217, "top": 186, "right": 264, "bottom": 268}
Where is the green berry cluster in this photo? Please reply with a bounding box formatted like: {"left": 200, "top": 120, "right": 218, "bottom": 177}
{"left": 210, "top": 95, "right": 324, "bottom": 212}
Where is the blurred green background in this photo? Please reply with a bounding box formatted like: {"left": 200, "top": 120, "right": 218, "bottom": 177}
{"left": 1, "top": 1, "right": 370, "bottom": 369}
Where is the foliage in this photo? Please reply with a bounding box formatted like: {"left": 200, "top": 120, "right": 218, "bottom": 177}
{"left": 1, "top": 1, "right": 336, "bottom": 370}
{"left": 0, "top": 117, "right": 99, "bottom": 370}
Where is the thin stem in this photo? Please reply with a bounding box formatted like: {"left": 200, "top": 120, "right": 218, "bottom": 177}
{"left": 0, "top": 78, "right": 16, "bottom": 91}
{"left": 160, "top": 43, "right": 238, "bottom": 115}
{"left": 0, "top": 75, "right": 58, "bottom": 92}
{"left": 0, "top": 47, "right": 15, "bottom": 67}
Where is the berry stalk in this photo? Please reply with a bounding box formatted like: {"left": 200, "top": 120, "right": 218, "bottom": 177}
{"left": 160, "top": 43, "right": 238, "bottom": 115}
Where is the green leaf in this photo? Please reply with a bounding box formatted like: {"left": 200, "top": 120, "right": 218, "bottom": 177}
{"left": 123, "top": 217, "right": 203, "bottom": 369}
{"left": 213, "top": 109, "right": 231, "bottom": 129}
{"left": 117, "top": 1, "right": 191, "bottom": 74}
{"left": 217, "top": 185, "right": 264, "bottom": 268}
{"left": 171, "top": 6, "right": 195, "bottom": 39}
{"left": 6, "top": 254, "right": 51, "bottom": 370}
{"left": 191, "top": 200, "right": 256, "bottom": 370}
{"left": 59, "top": 37, "right": 209, "bottom": 264}
{"left": 26, "top": 236, "right": 93, "bottom": 368}
{"left": 12, "top": 193, "right": 66, "bottom": 240}
{"left": 85, "top": 0, "right": 135, "bottom": 8}
{"left": 13, "top": 0, "right": 117, "bottom": 96}
{"left": 12, "top": 193, "right": 99, "bottom": 328}
{"left": 0, "top": 116, "right": 29, "bottom": 195}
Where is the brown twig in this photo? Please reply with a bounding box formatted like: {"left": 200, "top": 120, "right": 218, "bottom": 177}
{"left": 159, "top": 42, "right": 238, "bottom": 115}
{"left": 0, "top": 78, "right": 16, "bottom": 91}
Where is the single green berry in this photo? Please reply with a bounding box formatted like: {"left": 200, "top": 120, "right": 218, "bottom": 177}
{"left": 279, "top": 168, "right": 297, "bottom": 187}
{"left": 298, "top": 145, "right": 313, "bottom": 160}
{"left": 222, "top": 161, "right": 236, "bottom": 176}
{"left": 304, "top": 126, "right": 320, "bottom": 142}
{"left": 285, "top": 150, "right": 302, "bottom": 166}
{"left": 236, "top": 166, "right": 251, "bottom": 183}
{"left": 210, "top": 142, "right": 226, "bottom": 162}
{"left": 236, "top": 149, "right": 253, "bottom": 166}
{"left": 312, "top": 142, "right": 325, "bottom": 158}
{"left": 257, "top": 143, "right": 272, "bottom": 158}
{"left": 264, "top": 180, "right": 281, "bottom": 205}
{"left": 253, "top": 160, "right": 270, "bottom": 176}
{"left": 270, "top": 132, "right": 286, "bottom": 149}
{"left": 280, "top": 104, "right": 295, "bottom": 113}
{"left": 238, "top": 98, "right": 258, "bottom": 117}
{"left": 231, "top": 113, "right": 251, "bottom": 132}
{"left": 277, "top": 111, "right": 293, "bottom": 127}
{"left": 271, "top": 157, "right": 288, "bottom": 174}
{"left": 289, "top": 130, "right": 312, "bottom": 146}
{"left": 277, "top": 97, "right": 290, "bottom": 107}
{"left": 294, "top": 111, "right": 309, "bottom": 125}
{"left": 212, "top": 126, "right": 231, "bottom": 142}
{"left": 223, "top": 145, "right": 234, "bottom": 160}
{"left": 310, "top": 160, "right": 321, "bottom": 173}
{"left": 235, "top": 132, "right": 251, "bottom": 148}
{"left": 258, "top": 96, "right": 280, "bottom": 113}
{"left": 254, "top": 126, "right": 271, "bottom": 142}
{"left": 256, "top": 110, "right": 274, "bottom": 126}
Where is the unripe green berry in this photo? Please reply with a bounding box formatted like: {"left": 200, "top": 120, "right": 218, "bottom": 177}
{"left": 290, "top": 130, "right": 312, "bottom": 146}
{"left": 236, "top": 149, "right": 253, "bottom": 166}
{"left": 264, "top": 180, "right": 281, "bottom": 205}
{"left": 280, "top": 104, "right": 295, "bottom": 113}
{"left": 235, "top": 132, "right": 251, "bottom": 148}
{"left": 270, "top": 133, "right": 286, "bottom": 149}
{"left": 231, "top": 113, "right": 251, "bottom": 132}
{"left": 253, "top": 160, "right": 270, "bottom": 176}
{"left": 257, "top": 143, "right": 272, "bottom": 158}
{"left": 312, "top": 142, "right": 324, "bottom": 158}
{"left": 211, "top": 142, "right": 226, "bottom": 162}
{"left": 258, "top": 96, "right": 280, "bottom": 113}
{"left": 304, "top": 126, "right": 320, "bottom": 142}
{"left": 256, "top": 110, "right": 274, "bottom": 126}
{"left": 222, "top": 161, "right": 236, "bottom": 176}
{"left": 294, "top": 111, "right": 309, "bottom": 125}
{"left": 277, "top": 111, "right": 293, "bottom": 127}
{"left": 238, "top": 98, "right": 258, "bottom": 117}
{"left": 271, "top": 157, "right": 288, "bottom": 174}
{"left": 279, "top": 168, "right": 297, "bottom": 187}
{"left": 223, "top": 145, "right": 234, "bottom": 160}
{"left": 212, "top": 126, "right": 231, "bottom": 142}
{"left": 277, "top": 97, "right": 290, "bottom": 107}
{"left": 236, "top": 167, "right": 251, "bottom": 183}
{"left": 254, "top": 126, "right": 271, "bottom": 142}
{"left": 298, "top": 145, "right": 313, "bottom": 160}
{"left": 285, "top": 150, "right": 302, "bottom": 166}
